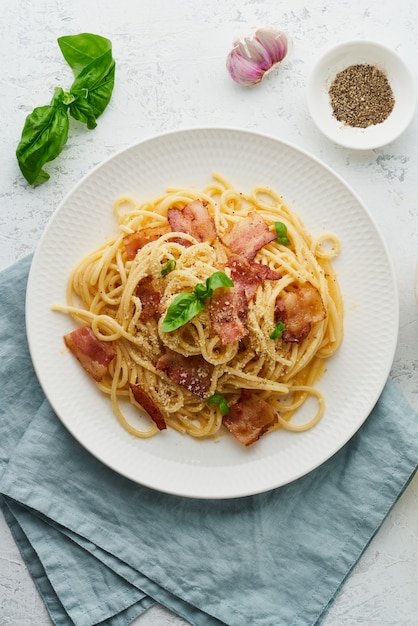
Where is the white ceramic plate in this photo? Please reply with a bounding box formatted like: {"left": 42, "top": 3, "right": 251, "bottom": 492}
{"left": 26, "top": 128, "right": 398, "bottom": 499}
{"left": 307, "top": 40, "right": 416, "bottom": 149}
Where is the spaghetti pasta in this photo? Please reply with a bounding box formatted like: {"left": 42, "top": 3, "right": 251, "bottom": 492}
{"left": 53, "top": 174, "right": 344, "bottom": 445}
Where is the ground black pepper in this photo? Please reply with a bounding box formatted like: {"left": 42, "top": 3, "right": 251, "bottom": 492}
{"left": 328, "top": 64, "right": 395, "bottom": 128}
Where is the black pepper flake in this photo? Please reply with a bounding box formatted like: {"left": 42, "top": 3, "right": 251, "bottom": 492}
{"left": 328, "top": 64, "right": 395, "bottom": 128}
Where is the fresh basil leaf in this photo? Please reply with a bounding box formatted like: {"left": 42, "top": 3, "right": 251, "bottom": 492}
{"left": 16, "top": 87, "right": 69, "bottom": 186}
{"left": 193, "top": 282, "right": 209, "bottom": 300}
{"left": 68, "top": 99, "right": 97, "bottom": 129}
{"left": 270, "top": 321, "right": 286, "bottom": 339}
{"left": 274, "top": 221, "right": 290, "bottom": 246}
{"left": 162, "top": 271, "right": 233, "bottom": 332}
{"left": 194, "top": 271, "right": 233, "bottom": 300}
{"left": 205, "top": 271, "right": 234, "bottom": 293}
{"left": 161, "top": 293, "right": 205, "bottom": 332}
{"left": 62, "top": 91, "right": 77, "bottom": 106}
{"left": 161, "top": 259, "right": 176, "bottom": 277}
{"left": 207, "top": 393, "right": 230, "bottom": 416}
{"left": 16, "top": 33, "right": 115, "bottom": 185}
{"left": 58, "top": 33, "right": 112, "bottom": 77}
{"left": 69, "top": 49, "right": 115, "bottom": 128}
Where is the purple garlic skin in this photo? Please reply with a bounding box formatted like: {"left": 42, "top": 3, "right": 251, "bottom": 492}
{"left": 226, "top": 26, "right": 289, "bottom": 86}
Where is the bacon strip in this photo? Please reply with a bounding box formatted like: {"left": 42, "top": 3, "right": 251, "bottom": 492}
{"left": 221, "top": 212, "right": 276, "bottom": 261}
{"left": 222, "top": 391, "right": 277, "bottom": 446}
{"left": 123, "top": 225, "right": 171, "bottom": 260}
{"left": 210, "top": 255, "right": 281, "bottom": 345}
{"left": 210, "top": 287, "right": 249, "bottom": 345}
{"left": 135, "top": 276, "right": 162, "bottom": 321}
{"left": 64, "top": 326, "right": 116, "bottom": 382}
{"left": 275, "top": 283, "right": 326, "bottom": 343}
{"left": 130, "top": 384, "right": 167, "bottom": 430}
{"left": 168, "top": 200, "right": 217, "bottom": 243}
{"left": 156, "top": 348, "right": 214, "bottom": 398}
{"left": 227, "top": 254, "right": 281, "bottom": 300}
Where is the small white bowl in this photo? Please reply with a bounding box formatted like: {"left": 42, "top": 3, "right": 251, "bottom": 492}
{"left": 307, "top": 40, "right": 416, "bottom": 149}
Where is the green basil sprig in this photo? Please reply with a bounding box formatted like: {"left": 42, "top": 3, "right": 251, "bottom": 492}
{"left": 270, "top": 321, "right": 286, "bottom": 339}
{"left": 161, "top": 259, "right": 176, "bottom": 277}
{"left": 274, "top": 221, "right": 290, "bottom": 246}
{"left": 161, "top": 271, "right": 233, "bottom": 332}
{"left": 16, "top": 33, "right": 115, "bottom": 185}
{"left": 207, "top": 393, "right": 230, "bottom": 416}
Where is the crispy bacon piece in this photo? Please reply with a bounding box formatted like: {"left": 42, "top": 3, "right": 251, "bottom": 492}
{"left": 167, "top": 200, "right": 217, "bottom": 243}
{"left": 250, "top": 262, "right": 282, "bottom": 281}
{"left": 227, "top": 254, "right": 281, "bottom": 300}
{"left": 223, "top": 391, "right": 277, "bottom": 446}
{"left": 221, "top": 212, "right": 276, "bottom": 261}
{"left": 210, "top": 255, "right": 281, "bottom": 345}
{"left": 156, "top": 348, "right": 214, "bottom": 398}
{"left": 130, "top": 384, "right": 167, "bottom": 430}
{"left": 64, "top": 326, "right": 116, "bottom": 382}
{"left": 210, "top": 288, "right": 248, "bottom": 345}
{"left": 275, "top": 283, "right": 326, "bottom": 343}
{"left": 135, "top": 276, "right": 162, "bottom": 321}
{"left": 168, "top": 236, "right": 194, "bottom": 248}
{"left": 123, "top": 225, "right": 171, "bottom": 260}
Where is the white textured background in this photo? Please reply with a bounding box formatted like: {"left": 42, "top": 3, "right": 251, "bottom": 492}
{"left": 1, "top": 0, "right": 417, "bottom": 624}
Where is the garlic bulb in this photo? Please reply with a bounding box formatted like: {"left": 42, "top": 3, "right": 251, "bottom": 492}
{"left": 226, "top": 26, "right": 289, "bottom": 86}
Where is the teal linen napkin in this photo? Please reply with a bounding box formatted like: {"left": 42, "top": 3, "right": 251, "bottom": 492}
{"left": 1, "top": 255, "right": 417, "bottom": 626}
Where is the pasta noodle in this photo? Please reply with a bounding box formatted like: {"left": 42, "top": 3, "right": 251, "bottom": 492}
{"left": 53, "top": 174, "right": 344, "bottom": 445}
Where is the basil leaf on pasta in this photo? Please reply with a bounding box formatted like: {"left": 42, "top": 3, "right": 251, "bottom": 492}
{"left": 161, "top": 259, "right": 176, "bottom": 277}
{"left": 194, "top": 271, "right": 233, "bottom": 300}
{"left": 206, "top": 271, "right": 234, "bottom": 292}
{"left": 161, "top": 271, "right": 233, "bottom": 332}
{"left": 161, "top": 293, "right": 204, "bottom": 332}
{"left": 270, "top": 321, "right": 286, "bottom": 339}
{"left": 274, "top": 221, "right": 290, "bottom": 245}
{"left": 207, "top": 393, "right": 230, "bottom": 416}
